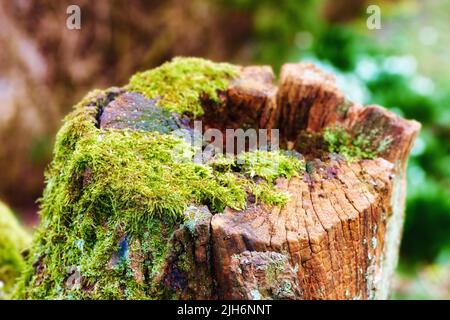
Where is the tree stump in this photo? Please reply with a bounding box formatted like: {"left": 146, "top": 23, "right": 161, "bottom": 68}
{"left": 15, "top": 58, "right": 420, "bottom": 300}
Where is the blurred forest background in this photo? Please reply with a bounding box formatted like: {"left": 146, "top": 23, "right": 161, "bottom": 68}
{"left": 0, "top": 0, "right": 449, "bottom": 299}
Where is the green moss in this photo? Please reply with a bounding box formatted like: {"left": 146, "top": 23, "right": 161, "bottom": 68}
{"left": 13, "top": 96, "right": 247, "bottom": 299}
{"left": 236, "top": 150, "right": 305, "bottom": 183}
{"left": 0, "top": 201, "right": 31, "bottom": 298}
{"left": 210, "top": 151, "right": 305, "bottom": 207}
{"left": 15, "top": 60, "right": 304, "bottom": 298}
{"left": 252, "top": 183, "right": 291, "bottom": 207}
{"left": 128, "top": 57, "right": 240, "bottom": 117}
{"left": 323, "top": 126, "right": 392, "bottom": 161}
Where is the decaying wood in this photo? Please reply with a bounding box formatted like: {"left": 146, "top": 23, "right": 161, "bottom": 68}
{"left": 86, "top": 62, "right": 421, "bottom": 299}
{"left": 202, "top": 66, "right": 277, "bottom": 132}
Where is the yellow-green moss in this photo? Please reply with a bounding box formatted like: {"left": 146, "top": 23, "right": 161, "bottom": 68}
{"left": 15, "top": 59, "right": 305, "bottom": 299}
{"left": 0, "top": 201, "right": 31, "bottom": 298}
{"left": 323, "top": 126, "right": 392, "bottom": 161}
{"left": 211, "top": 151, "right": 304, "bottom": 206}
{"left": 128, "top": 57, "right": 240, "bottom": 117}
{"left": 236, "top": 150, "right": 305, "bottom": 183}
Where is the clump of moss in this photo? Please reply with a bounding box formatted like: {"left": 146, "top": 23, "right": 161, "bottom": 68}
{"left": 13, "top": 92, "right": 249, "bottom": 299}
{"left": 235, "top": 150, "right": 304, "bottom": 206}
{"left": 0, "top": 201, "right": 31, "bottom": 298}
{"left": 323, "top": 126, "right": 392, "bottom": 161}
{"left": 236, "top": 150, "right": 305, "bottom": 183}
{"left": 210, "top": 150, "right": 305, "bottom": 207}
{"left": 252, "top": 183, "right": 291, "bottom": 207}
{"left": 15, "top": 57, "right": 304, "bottom": 298}
{"left": 128, "top": 57, "right": 240, "bottom": 117}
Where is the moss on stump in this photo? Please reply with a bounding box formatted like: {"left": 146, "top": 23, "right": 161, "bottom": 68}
{"left": 15, "top": 58, "right": 420, "bottom": 300}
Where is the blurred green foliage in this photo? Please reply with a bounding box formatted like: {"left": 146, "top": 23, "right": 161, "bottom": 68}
{"left": 225, "top": 0, "right": 322, "bottom": 69}
{"left": 226, "top": 0, "right": 450, "bottom": 266}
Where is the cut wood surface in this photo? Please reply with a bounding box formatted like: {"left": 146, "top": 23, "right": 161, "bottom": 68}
{"left": 210, "top": 63, "right": 420, "bottom": 299}
{"left": 15, "top": 58, "right": 420, "bottom": 300}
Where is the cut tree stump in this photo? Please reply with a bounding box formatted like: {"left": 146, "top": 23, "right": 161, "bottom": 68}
{"left": 15, "top": 58, "right": 420, "bottom": 300}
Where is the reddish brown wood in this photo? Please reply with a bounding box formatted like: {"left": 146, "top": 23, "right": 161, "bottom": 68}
{"left": 206, "top": 62, "right": 420, "bottom": 300}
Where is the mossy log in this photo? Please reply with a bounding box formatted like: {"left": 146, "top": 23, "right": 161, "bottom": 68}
{"left": 15, "top": 58, "right": 420, "bottom": 300}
